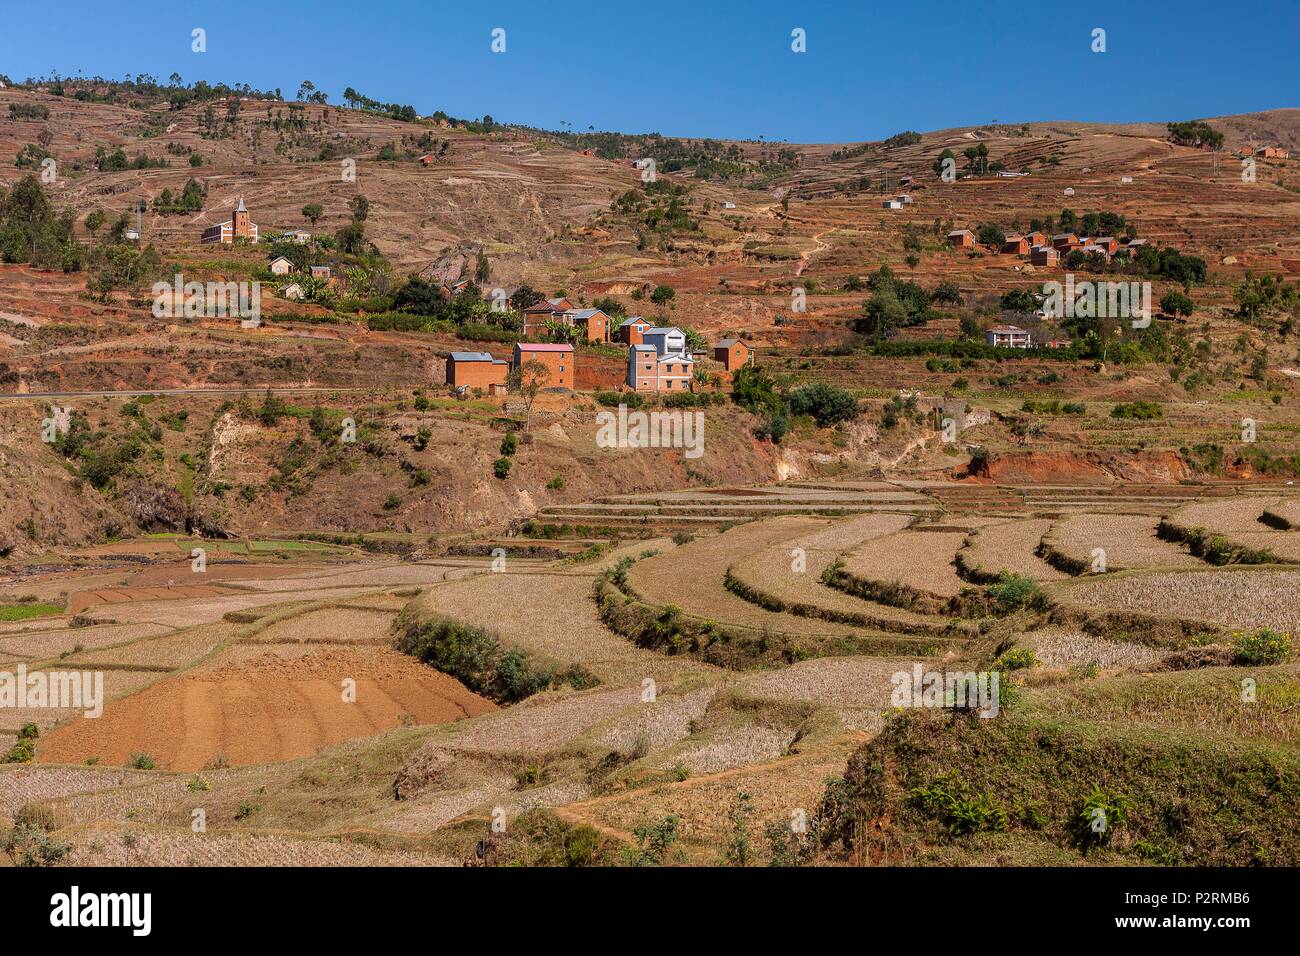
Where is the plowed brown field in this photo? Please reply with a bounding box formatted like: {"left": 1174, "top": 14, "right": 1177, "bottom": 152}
{"left": 36, "top": 647, "right": 494, "bottom": 771}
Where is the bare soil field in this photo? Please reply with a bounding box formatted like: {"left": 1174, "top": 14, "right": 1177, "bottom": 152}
{"left": 34, "top": 647, "right": 495, "bottom": 770}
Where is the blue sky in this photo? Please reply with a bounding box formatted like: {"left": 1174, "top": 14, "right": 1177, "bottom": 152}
{"left": 2, "top": 0, "right": 1296, "bottom": 142}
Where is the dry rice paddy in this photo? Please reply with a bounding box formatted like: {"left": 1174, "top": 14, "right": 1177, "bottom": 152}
{"left": 1067, "top": 567, "right": 1300, "bottom": 633}
{"left": 1046, "top": 513, "right": 1201, "bottom": 571}
{"left": 840, "top": 527, "right": 969, "bottom": 597}
{"left": 958, "top": 519, "right": 1067, "bottom": 581}
{"left": 1021, "top": 627, "right": 1166, "bottom": 670}
{"left": 627, "top": 519, "right": 908, "bottom": 641}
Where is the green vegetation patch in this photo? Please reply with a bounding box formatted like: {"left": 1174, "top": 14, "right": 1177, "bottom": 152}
{"left": 814, "top": 709, "right": 1299, "bottom": 866}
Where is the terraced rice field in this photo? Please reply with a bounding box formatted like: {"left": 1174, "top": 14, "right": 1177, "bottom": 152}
{"left": 1173, "top": 497, "right": 1280, "bottom": 533}
{"left": 957, "top": 519, "right": 1068, "bottom": 582}
{"left": 66, "top": 831, "right": 454, "bottom": 867}
{"left": 70, "top": 626, "right": 229, "bottom": 670}
{"left": 626, "top": 518, "right": 914, "bottom": 642}
{"left": 1066, "top": 567, "right": 1300, "bottom": 633}
{"left": 1020, "top": 627, "right": 1166, "bottom": 670}
{"left": 410, "top": 571, "right": 694, "bottom": 686}
{"left": 0, "top": 622, "right": 175, "bottom": 660}
{"left": 1044, "top": 513, "right": 1201, "bottom": 572}
{"left": 1262, "top": 499, "right": 1300, "bottom": 529}
{"left": 0, "top": 765, "right": 162, "bottom": 815}
{"left": 245, "top": 607, "right": 397, "bottom": 644}
{"left": 1168, "top": 497, "right": 1300, "bottom": 561}
{"left": 726, "top": 513, "right": 953, "bottom": 636}
{"left": 839, "top": 526, "right": 970, "bottom": 597}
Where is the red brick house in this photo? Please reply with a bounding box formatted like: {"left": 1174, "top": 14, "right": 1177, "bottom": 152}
{"left": 1029, "top": 246, "right": 1059, "bottom": 267}
{"left": 514, "top": 343, "right": 573, "bottom": 390}
{"left": 521, "top": 297, "right": 578, "bottom": 337}
{"left": 617, "top": 315, "right": 653, "bottom": 345}
{"left": 1001, "top": 235, "right": 1030, "bottom": 256}
{"left": 447, "top": 351, "right": 509, "bottom": 390}
{"left": 947, "top": 229, "right": 975, "bottom": 249}
{"left": 1051, "top": 233, "right": 1079, "bottom": 250}
{"left": 1023, "top": 231, "right": 1047, "bottom": 248}
{"left": 565, "top": 308, "right": 611, "bottom": 343}
{"left": 713, "top": 338, "right": 752, "bottom": 371}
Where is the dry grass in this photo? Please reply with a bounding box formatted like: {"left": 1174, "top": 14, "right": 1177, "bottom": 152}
{"left": 840, "top": 528, "right": 968, "bottom": 597}
{"left": 959, "top": 519, "right": 1068, "bottom": 581}
{"left": 1021, "top": 627, "right": 1166, "bottom": 670}
{"left": 728, "top": 513, "right": 944, "bottom": 629}
{"left": 1066, "top": 567, "right": 1300, "bottom": 633}
{"left": 1047, "top": 513, "right": 1202, "bottom": 571}
{"left": 66, "top": 829, "right": 455, "bottom": 866}
{"left": 246, "top": 607, "right": 397, "bottom": 644}
{"left": 0, "top": 622, "right": 173, "bottom": 660}
{"left": 556, "top": 739, "right": 860, "bottom": 860}
{"left": 1025, "top": 661, "right": 1300, "bottom": 747}
{"left": 628, "top": 518, "right": 904, "bottom": 639}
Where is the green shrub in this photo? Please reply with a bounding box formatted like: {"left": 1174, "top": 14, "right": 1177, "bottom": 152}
{"left": 786, "top": 383, "right": 860, "bottom": 427}
{"left": 493, "top": 457, "right": 512, "bottom": 479}
{"left": 909, "top": 773, "right": 1008, "bottom": 835}
{"left": 985, "top": 572, "right": 1040, "bottom": 612}
{"left": 995, "top": 647, "right": 1037, "bottom": 671}
{"left": 499, "top": 431, "right": 517, "bottom": 456}
{"left": 1, "top": 824, "right": 71, "bottom": 866}
{"left": 1074, "top": 786, "right": 1134, "bottom": 850}
{"left": 394, "top": 613, "right": 588, "bottom": 703}
{"left": 1233, "top": 628, "right": 1290, "bottom": 665}
{"left": 596, "top": 390, "right": 641, "bottom": 408}
{"left": 128, "top": 753, "right": 156, "bottom": 770}
{"left": 1111, "top": 401, "right": 1162, "bottom": 420}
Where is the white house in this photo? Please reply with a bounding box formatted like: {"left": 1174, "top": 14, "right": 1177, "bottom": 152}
{"left": 985, "top": 325, "right": 1032, "bottom": 349}
{"left": 268, "top": 256, "right": 294, "bottom": 276}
